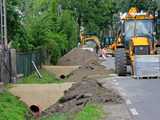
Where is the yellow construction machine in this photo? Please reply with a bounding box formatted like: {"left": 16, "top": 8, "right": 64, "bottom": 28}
{"left": 80, "top": 32, "right": 101, "bottom": 52}
{"left": 114, "top": 7, "right": 160, "bottom": 76}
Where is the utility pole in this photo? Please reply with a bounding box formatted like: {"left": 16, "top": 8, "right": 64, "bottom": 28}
{"left": 0, "top": 0, "right": 16, "bottom": 83}
{"left": 0, "top": 0, "right": 9, "bottom": 83}
{"left": 0, "top": 0, "right": 7, "bottom": 49}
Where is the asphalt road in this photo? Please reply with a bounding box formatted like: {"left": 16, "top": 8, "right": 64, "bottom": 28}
{"left": 117, "top": 78, "right": 160, "bottom": 120}
{"left": 102, "top": 57, "right": 160, "bottom": 120}
{"left": 101, "top": 57, "right": 115, "bottom": 70}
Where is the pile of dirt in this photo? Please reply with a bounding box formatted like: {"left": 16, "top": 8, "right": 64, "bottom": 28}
{"left": 57, "top": 48, "right": 98, "bottom": 66}
{"left": 57, "top": 48, "right": 113, "bottom": 82}
{"left": 66, "top": 60, "right": 113, "bottom": 82}
{"left": 42, "top": 79, "right": 123, "bottom": 117}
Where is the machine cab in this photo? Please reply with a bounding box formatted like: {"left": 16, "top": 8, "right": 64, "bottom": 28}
{"left": 121, "top": 7, "right": 156, "bottom": 55}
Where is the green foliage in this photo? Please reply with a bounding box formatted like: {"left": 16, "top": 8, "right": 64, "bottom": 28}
{"left": 10, "top": 0, "right": 78, "bottom": 64}
{"left": 128, "top": 0, "right": 157, "bottom": 11}
{"left": 11, "top": 26, "right": 32, "bottom": 51}
{"left": 7, "top": 0, "right": 160, "bottom": 63}
{"left": 112, "top": 0, "right": 157, "bottom": 12}
{"left": 45, "top": 32, "right": 68, "bottom": 64}
{"left": 58, "top": 0, "right": 115, "bottom": 33}
{"left": 75, "top": 104, "right": 104, "bottom": 120}
{"left": 0, "top": 91, "right": 27, "bottom": 120}
{"left": 7, "top": 0, "right": 23, "bottom": 42}
{"left": 56, "top": 10, "right": 78, "bottom": 50}
{"left": 18, "top": 69, "right": 62, "bottom": 84}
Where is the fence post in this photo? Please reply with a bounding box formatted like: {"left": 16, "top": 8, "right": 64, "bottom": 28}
{"left": 10, "top": 49, "right": 17, "bottom": 83}
{"left": 0, "top": 49, "right": 11, "bottom": 83}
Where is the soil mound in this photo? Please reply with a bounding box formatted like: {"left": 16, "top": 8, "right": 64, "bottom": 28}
{"left": 67, "top": 60, "right": 113, "bottom": 82}
{"left": 42, "top": 79, "right": 123, "bottom": 117}
{"left": 57, "top": 48, "right": 98, "bottom": 66}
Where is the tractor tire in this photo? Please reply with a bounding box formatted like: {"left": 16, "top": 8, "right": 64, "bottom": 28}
{"left": 115, "top": 48, "right": 127, "bottom": 76}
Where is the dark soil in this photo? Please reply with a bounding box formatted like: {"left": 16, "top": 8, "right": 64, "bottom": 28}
{"left": 42, "top": 79, "right": 123, "bottom": 117}
{"left": 41, "top": 48, "right": 121, "bottom": 119}
{"left": 66, "top": 60, "right": 113, "bottom": 82}
{"left": 58, "top": 48, "right": 113, "bottom": 82}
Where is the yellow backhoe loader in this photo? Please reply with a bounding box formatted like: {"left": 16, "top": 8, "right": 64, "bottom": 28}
{"left": 114, "top": 7, "right": 160, "bottom": 77}
{"left": 80, "top": 32, "right": 101, "bottom": 53}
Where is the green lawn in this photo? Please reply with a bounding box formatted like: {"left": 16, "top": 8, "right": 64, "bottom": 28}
{"left": 17, "top": 70, "right": 62, "bottom": 84}
{"left": 41, "top": 104, "right": 104, "bottom": 120}
{"left": 0, "top": 91, "right": 28, "bottom": 120}
{"left": 74, "top": 104, "right": 104, "bottom": 120}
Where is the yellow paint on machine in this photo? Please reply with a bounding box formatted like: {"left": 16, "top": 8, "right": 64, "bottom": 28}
{"left": 80, "top": 34, "right": 101, "bottom": 48}
{"left": 132, "top": 37, "right": 150, "bottom": 46}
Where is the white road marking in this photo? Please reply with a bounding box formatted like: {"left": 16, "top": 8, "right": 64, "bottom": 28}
{"left": 130, "top": 108, "right": 139, "bottom": 116}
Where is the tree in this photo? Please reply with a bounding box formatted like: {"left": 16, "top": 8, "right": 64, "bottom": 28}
{"left": 56, "top": 10, "right": 78, "bottom": 50}
{"left": 11, "top": 0, "right": 78, "bottom": 63}
{"left": 8, "top": 0, "right": 160, "bottom": 63}
{"left": 7, "top": 0, "right": 22, "bottom": 42}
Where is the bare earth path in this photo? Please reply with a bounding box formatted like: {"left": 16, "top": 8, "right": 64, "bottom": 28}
{"left": 9, "top": 83, "right": 73, "bottom": 111}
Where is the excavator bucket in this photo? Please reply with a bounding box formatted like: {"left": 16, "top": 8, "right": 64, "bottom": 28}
{"left": 133, "top": 55, "right": 160, "bottom": 78}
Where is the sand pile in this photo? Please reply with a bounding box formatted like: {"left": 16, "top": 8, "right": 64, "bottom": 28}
{"left": 57, "top": 48, "right": 98, "bottom": 66}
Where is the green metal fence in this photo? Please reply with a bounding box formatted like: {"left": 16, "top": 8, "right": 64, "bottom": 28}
{"left": 16, "top": 50, "right": 43, "bottom": 76}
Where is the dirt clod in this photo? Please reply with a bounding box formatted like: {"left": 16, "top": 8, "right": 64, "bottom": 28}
{"left": 67, "top": 60, "right": 113, "bottom": 82}
{"left": 41, "top": 48, "right": 121, "bottom": 119}
{"left": 42, "top": 79, "right": 123, "bottom": 117}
